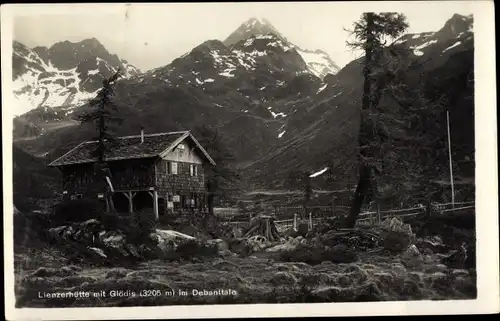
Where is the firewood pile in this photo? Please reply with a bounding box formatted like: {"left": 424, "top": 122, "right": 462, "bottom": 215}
{"left": 243, "top": 215, "right": 281, "bottom": 242}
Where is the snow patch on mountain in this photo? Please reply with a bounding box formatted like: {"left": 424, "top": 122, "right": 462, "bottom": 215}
{"left": 310, "top": 167, "right": 329, "bottom": 178}
{"left": 317, "top": 83, "right": 328, "bottom": 94}
{"left": 443, "top": 41, "right": 462, "bottom": 53}
{"left": 411, "top": 39, "right": 438, "bottom": 56}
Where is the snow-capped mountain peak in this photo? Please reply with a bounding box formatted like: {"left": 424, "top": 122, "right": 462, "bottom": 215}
{"left": 11, "top": 38, "right": 140, "bottom": 117}
{"left": 224, "top": 17, "right": 287, "bottom": 47}
{"left": 224, "top": 17, "right": 339, "bottom": 79}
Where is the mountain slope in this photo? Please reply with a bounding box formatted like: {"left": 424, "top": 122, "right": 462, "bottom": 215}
{"left": 12, "top": 38, "right": 140, "bottom": 116}
{"left": 244, "top": 14, "right": 475, "bottom": 205}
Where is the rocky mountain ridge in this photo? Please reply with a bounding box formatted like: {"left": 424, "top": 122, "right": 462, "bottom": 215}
{"left": 12, "top": 38, "right": 140, "bottom": 116}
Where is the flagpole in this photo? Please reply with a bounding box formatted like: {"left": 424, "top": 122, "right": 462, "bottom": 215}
{"left": 447, "top": 110, "right": 455, "bottom": 208}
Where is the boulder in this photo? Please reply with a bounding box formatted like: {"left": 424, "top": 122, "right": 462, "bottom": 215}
{"left": 149, "top": 229, "right": 195, "bottom": 254}
{"left": 88, "top": 247, "right": 107, "bottom": 258}
{"left": 416, "top": 236, "right": 449, "bottom": 254}
{"left": 266, "top": 242, "right": 296, "bottom": 252}
{"left": 381, "top": 216, "right": 416, "bottom": 243}
{"left": 401, "top": 244, "right": 423, "bottom": 261}
{"left": 246, "top": 235, "right": 271, "bottom": 253}
{"left": 206, "top": 238, "right": 230, "bottom": 252}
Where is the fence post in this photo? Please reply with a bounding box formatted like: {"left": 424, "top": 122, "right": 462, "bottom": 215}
{"left": 426, "top": 200, "right": 432, "bottom": 218}
{"left": 293, "top": 213, "right": 298, "bottom": 231}
{"left": 376, "top": 202, "right": 381, "bottom": 224}
{"left": 249, "top": 212, "right": 252, "bottom": 221}
{"left": 332, "top": 196, "right": 336, "bottom": 217}
{"left": 309, "top": 212, "right": 313, "bottom": 231}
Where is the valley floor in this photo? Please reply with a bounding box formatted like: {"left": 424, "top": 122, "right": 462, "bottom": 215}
{"left": 14, "top": 244, "right": 476, "bottom": 307}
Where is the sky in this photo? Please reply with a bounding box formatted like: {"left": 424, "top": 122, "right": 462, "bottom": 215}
{"left": 12, "top": 2, "right": 475, "bottom": 72}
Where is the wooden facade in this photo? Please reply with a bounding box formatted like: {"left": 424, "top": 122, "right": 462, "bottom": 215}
{"left": 48, "top": 131, "right": 215, "bottom": 220}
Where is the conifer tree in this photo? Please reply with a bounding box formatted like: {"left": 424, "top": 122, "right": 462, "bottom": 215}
{"left": 78, "top": 70, "right": 123, "bottom": 212}
{"left": 344, "top": 13, "right": 409, "bottom": 227}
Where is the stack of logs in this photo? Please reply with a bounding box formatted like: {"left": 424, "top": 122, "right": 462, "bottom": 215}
{"left": 243, "top": 215, "right": 281, "bottom": 242}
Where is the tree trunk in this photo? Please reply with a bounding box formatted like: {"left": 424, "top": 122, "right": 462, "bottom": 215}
{"left": 207, "top": 193, "right": 214, "bottom": 215}
{"left": 347, "top": 12, "right": 375, "bottom": 228}
{"left": 345, "top": 165, "right": 372, "bottom": 227}
{"left": 107, "top": 192, "right": 116, "bottom": 212}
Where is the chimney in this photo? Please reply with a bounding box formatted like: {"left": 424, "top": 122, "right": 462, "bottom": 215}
{"left": 140, "top": 127, "right": 144, "bottom": 144}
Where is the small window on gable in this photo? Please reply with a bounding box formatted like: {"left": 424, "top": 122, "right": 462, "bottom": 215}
{"left": 168, "top": 162, "right": 178, "bottom": 175}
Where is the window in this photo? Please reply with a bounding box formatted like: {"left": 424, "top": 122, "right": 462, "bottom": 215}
{"left": 70, "top": 194, "right": 83, "bottom": 200}
{"left": 178, "top": 144, "right": 185, "bottom": 157}
{"left": 190, "top": 164, "right": 198, "bottom": 177}
{"left": 167, "top": 161, "right": 178, "bottom": 175}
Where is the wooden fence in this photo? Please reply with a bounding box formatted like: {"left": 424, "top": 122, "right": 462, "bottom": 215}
{"left": 222, "top": 200, "right": 476, "bottom": 232}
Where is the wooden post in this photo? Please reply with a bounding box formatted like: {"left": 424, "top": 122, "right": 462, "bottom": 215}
{"left": 447, "top": 110, "right": 455, "bottom": 208}
{"left": 376, "top": 202, "right": 381, "bottom": 224}
{"left": 148, "top": 190, "right": 159, "bottom": 221}
{"left": 426, "top": 200, "right": 432, "bottom": 219}
{"left": 123, "top": 191, "right": 136, "bottom": 214}
{"left": 308, "top": 212, "right": 312, "bottom": 231}
{"left": 127, "top": 192, "right": 133, "bottom": 213}
{"left": 293, "top": 213, "right": 298, "bottom": 231}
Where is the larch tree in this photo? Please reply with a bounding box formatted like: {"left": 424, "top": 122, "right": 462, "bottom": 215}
{"left": 77, "top": 70, "right": 123, "bottom": 213}
{"left": 287, "top": 170, "right": 313, "bottom": 211}
{"left": 344, "top": 13, "right": 409, "bottom": 228}
{"left": 194, "top": 125, "right": 241, "bottom": 215}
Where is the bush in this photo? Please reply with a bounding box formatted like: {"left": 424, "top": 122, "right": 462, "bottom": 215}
{"left": 164, "top": 239, "right": 219, "bottom": 261}
{"left": 381, "top": 230, "right": 412, "bottom": 253}
{"left": 51, "top": 199, "right": 105, "bottom": 225}
{"left": 100, "top": 212, "right": 121, "bottom": 230}
{"left": 122, "top": 209, "right": 157, "bottom": 246}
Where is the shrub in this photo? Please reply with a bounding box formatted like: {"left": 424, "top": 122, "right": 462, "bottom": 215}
{"left": 51, "top": 198, "right": 105, "bottom": 225}
{"left": 100, "top": 212, "right": 121, "bottom": 230}
{"left": 381, "top": 230, "right": 412, "bottom": 253}
{"left": 122, "top": 209, "right": 157, "bottom": 246}
{"left": 164, "top": 239, "right": 219, "bottom": 261}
